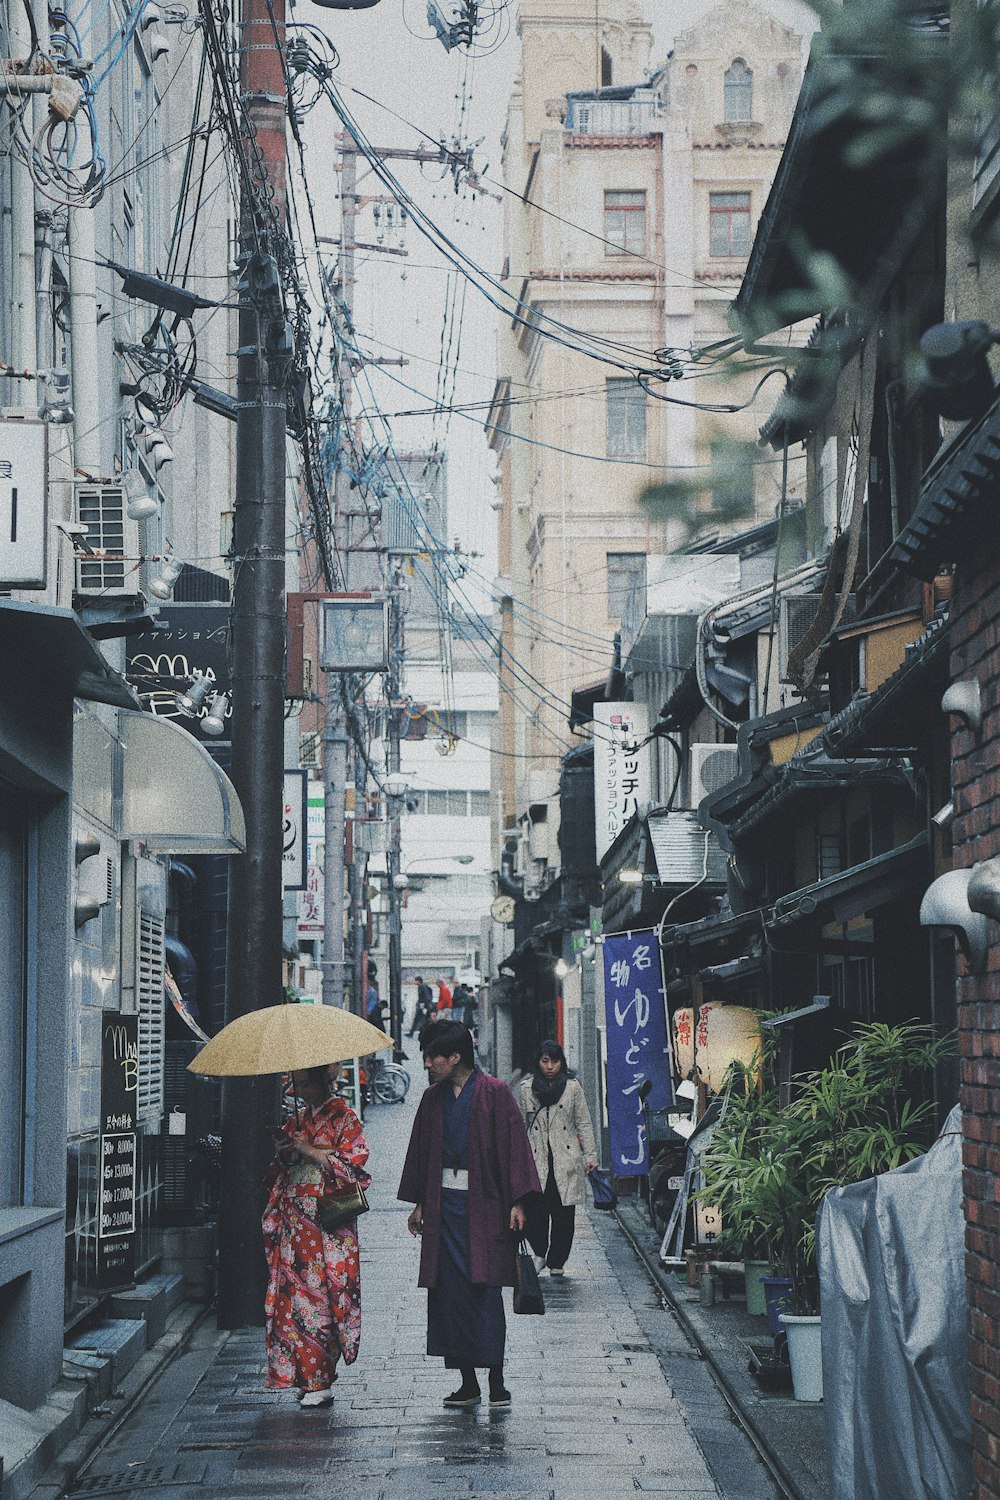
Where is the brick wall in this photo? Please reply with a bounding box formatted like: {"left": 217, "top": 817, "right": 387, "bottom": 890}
{"left": 950, "top": 551, "right": 1000, "bottom": 1499}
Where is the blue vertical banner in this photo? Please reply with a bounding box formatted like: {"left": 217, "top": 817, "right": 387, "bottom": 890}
{"left": 602, "top": 930, "right": 673, "bottom": 1175}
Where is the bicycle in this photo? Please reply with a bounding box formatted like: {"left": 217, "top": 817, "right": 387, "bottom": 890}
{"left": 368, "top": 1055, "right": 410, "bottom": 1104}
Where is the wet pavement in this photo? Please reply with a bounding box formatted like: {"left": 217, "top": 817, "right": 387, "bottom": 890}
{"left": 42, "top": 1081, "right": 784, "bottom": 1500}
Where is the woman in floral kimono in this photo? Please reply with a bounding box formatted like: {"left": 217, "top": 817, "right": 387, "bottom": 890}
{"left": 263, "top": 1065, "right": 370, "bottom": 1407}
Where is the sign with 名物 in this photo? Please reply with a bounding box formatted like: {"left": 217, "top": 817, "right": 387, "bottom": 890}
{"left": 593, "top": 702, "right": 651, "bottom": 861}
{"left": 98, "top": 1012, "right": 138, "bottom": 1288}
{"left": 602, "top": 930, "right": 673, "bottom": 1175}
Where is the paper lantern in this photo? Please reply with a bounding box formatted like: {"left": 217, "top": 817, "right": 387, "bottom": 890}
{"left": 694, "top": 1004, "right": 762, "bottom": 1093}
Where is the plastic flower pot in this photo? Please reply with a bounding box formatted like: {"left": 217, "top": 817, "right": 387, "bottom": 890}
{"left": 743, "top": 1258, "right": 770, "bottom": 1317}
{"left": 780, "top": 1313, "right": 823, "bottom": 1402}
{"left": 761, "top": 1274, "right": 793, "bottom": 1335}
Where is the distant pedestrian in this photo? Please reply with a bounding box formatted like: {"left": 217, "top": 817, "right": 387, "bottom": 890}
{"left": 263, "top": 1066, "right": 370, "bottom": 1406}
{"left": 459, "top": 985, "right": 478, "bottom": 1030}
{"left": 408, "top": 975, "right": 434, "bottom": 1037}
{"left": 517, "top": 1040, "right": 598, "bottom": 1279}
{"left": 398, "top": 1021, "right": 540, "bottom": 1409}
{"left": 435, "top": 976, "right": 454, "bottom": 1021}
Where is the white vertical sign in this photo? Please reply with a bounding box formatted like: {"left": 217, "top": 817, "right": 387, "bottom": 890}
{"left": 593, "top": 702, "right": 651, "bottom": 862}
{"left": 0, "top": 418, "right": 47, "bottom": 589}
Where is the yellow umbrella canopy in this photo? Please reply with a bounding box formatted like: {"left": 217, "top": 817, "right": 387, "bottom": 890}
{"left": 186, "top": 1003, "right": 393, "bottom": 1077}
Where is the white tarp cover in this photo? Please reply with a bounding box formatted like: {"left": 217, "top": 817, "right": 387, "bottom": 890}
{"left": 817, "top": 1106, "right": 971, "bottom": 1500}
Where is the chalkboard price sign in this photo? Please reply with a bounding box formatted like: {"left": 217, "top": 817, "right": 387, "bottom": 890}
{"left": 98, "top": 1013, "right": 138, "bottom": 1288}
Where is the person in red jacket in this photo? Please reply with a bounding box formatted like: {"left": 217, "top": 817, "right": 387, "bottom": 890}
{"left": 435, "top": 977, "right": 454, "bottom": 1020}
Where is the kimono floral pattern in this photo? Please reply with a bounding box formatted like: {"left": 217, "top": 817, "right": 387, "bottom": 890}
{"left": 263, "top": 1095, "right": 370, "bottom": 1391}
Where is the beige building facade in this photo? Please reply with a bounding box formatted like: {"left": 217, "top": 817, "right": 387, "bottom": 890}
{"left": 489, "top": 0, "right": 810, "bottom": 894}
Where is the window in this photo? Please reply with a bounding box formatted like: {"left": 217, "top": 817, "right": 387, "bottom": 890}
{"left": 606, "top": 379, "right": 647, "bottom": 458}
{"left": 709, "top": 191, "right": 752, "bottom": 257}
{"left": 604, "top": 190, "right": 646, "bottom": 257}
{"left": 601, "top": 46, "right": 612, "bottom": 87}
{"left": 607, "top": 552, "right": 647, "bottom": 620}
{"left": 724, "top": 59, "right": 753, "bottom": 122}
{"left": 470, "top": 791, "right": 491, "bottom": 817}
{"left": 446, "top": 791, "right": 468, "bottom": 816}
{"left": 710, "top": 441, "right": 756, "bottom": 513}
{"left": 427, "top": 790, "right": 448, "bottom": 815}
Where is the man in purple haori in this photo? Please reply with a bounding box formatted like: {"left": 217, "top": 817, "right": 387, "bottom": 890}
{"left": 398, "top": 1020, "right": 540, "bottom": 1409}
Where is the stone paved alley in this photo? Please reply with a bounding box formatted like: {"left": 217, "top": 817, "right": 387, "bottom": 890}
{"left": 35, "top": 1085, "right": 783, "bottom": 1500}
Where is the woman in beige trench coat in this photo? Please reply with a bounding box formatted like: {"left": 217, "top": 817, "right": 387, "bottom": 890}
{"left": 517, "top": 1040, "right": 598, "bottom": 1277}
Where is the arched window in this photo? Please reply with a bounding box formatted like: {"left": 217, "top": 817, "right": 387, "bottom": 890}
{"left": 724, "top": 59, "right": 753, "bottom": 122}
{"left": 601, "top": 46, "right": 613, "bottom": 87}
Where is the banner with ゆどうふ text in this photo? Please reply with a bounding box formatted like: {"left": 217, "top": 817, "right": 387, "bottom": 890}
{"left": 602, "top": 931, "right": 673, "bottom": 1175}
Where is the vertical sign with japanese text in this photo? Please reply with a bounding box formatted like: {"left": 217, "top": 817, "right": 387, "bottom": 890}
{"left": 283, "top": 769, "right": 308, "bottom": 891}
{"left": 593, "top": 703, "right": 651, "bottom": 862}
{"left": 99, "top": 1012, "right": 138, "bottom": 1288}
{"left": 602, "top": 930, "right": 672, "bottom": 1175}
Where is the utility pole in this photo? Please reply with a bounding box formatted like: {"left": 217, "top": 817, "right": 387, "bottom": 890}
{"left": 321, "top": 143, "right": 356, "bottom": 1013}
{"left": 217, "top": 0, "right": 288, "bottom": 1329}
{"left": 386, "top": 573, "right": 405, "bottom": 1052}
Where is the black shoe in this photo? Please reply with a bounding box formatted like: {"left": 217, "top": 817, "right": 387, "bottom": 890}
{"left": 443, "top": 1386, "right": 481, "bottom": 1409}
{"left": 489, "top": 1387, "right": 512, "bottom": 1408}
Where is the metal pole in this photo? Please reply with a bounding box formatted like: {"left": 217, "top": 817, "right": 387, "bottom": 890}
{"left": 386, "top": 576, "right": 404, "bottom": 1053}
{"left": 320, "top": 143, "right": 357, "bottom": 1012}
{"left": 217, "top": 0, "right": 288, "bottom": 1330}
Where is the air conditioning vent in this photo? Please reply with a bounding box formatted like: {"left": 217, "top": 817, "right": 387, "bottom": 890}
{"left": 648, "top": 810, "right": 727, "bottom": 886}
{"left": 137, "top": 906, "right": 165, "bottom": 1126}
{"left": 688, "top": 743, "right": 739, "bottom": 807}
{"left": 75, "top": 482, "right": 141, "bottom": 597}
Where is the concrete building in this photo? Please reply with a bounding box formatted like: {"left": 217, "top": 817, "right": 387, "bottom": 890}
{"left": 485, "top": 0, "right": 809, "bottom": 1063}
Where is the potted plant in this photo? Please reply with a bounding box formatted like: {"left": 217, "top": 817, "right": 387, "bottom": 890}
{"left": 699, "top": 1021, "right": 950, "bottom": 1400}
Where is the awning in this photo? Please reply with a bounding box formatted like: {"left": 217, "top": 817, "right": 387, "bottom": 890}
{"left": 890, "top": 391, "right": 1000, "bottom": 581}
{"left": 117, "top": 709, "right": 246, "bottom": 854}
{"left": 648, "top": 810, "right": 727, "bottom": 887}
{"left": 822, "top": 613, "right": 951, "bottom": 755}
{"left": 726, "top": 753, "right": 916, "bottom": 843}
{"left": 766, "top": 834, "right": 928, "bottom": 936}
{"left": 0, "top": 599, "right": 140, "bottom": 709}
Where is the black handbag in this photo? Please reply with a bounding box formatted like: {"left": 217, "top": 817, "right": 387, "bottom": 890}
{"left": 513, "top": 1238, "right": 545, "bottom": 1315}
{"left": 588, "top": 1168, "right": 618, "bottom": 1212}
{"left": 317, "top": 1179, "right": 369, "bottom": 1231}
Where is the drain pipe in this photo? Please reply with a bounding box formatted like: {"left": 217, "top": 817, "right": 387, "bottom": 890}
{"left": 68, "top": 207, "right": 101, "bottom": 473}
{"left": 7, "top": 0, "right": 42, "bottom": 407}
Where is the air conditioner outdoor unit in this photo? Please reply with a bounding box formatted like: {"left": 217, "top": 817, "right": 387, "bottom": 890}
{"left": 528, "top": 817, "right": 550, "bottom": 861}
{"left": 74, "top": 481, "right": 142, "bottom": 598}
{"left": 778, "top": 592, "right": 822, "bottom": 680}
{"left": 688, "top": 743, "right": 739, "bottom": 807}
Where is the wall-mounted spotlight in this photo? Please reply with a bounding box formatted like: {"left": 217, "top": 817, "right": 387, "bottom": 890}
{"left": 202, "top": 693, "right": 230, "bottom": 736}
{"left": 177, "top": 675, "right": 213, "bottom": 716}
{"left": 919, "top": 320, "right": 998, "bottom": 423}
{"left": 122, "top": 468, "right": 159, "bottom": 521}
{"left": 554, "top": 957, "right": 571, "bottom": 978}
{"left": 149, "top": 556, "right": 184, "bottom": 600}
{"left": 149, "top": 33, "right": 170, "bottom": 61}
{"left": 141, "top": 3, "right": 162, "bottom": 26}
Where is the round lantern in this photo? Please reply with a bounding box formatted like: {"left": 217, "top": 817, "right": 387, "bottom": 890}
{"left": 694, "top": 1004, "right": 762, "bottom": 1093}
{"left": 671, "top": 1006, "right": 695, "bottom": 1079}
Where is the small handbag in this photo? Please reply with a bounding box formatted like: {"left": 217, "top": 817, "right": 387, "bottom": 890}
{"left": 588, "top": 1168, "right": 618, "bottom": 1212}
{"left": 513, "top": 1238, "right": 545, "bottom": 1315}
{"left": 317, "top": 1179, "right": 369, "bottom": 1232}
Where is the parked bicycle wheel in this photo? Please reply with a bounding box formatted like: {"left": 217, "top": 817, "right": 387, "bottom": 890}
{"left": 371, "top": 1069, "right": 403, "bottom": 1105}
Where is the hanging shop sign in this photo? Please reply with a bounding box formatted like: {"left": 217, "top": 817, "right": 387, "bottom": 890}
{"left": 297, "top": 784, "right": 326, "bottom": 936}
{"left": 320, "top": 597, "right": 388, "bottom": 672}
{"left": 593, "top": 702, "right": 651, "bottom": 862}
{"left": 602, "top": 929, "right": 673, "bottom": 1175}
{"left": 0, "top": 417, "right": 47, "bottom": 589}
{"left": 127, "top": 604, "right": 231, "bottom": 734}
{"left": 98, "top": 1012, "right": 138, "bottom": 1288}
{"left": 283, "top": 769, "right": 308, "bottom": 891}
